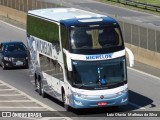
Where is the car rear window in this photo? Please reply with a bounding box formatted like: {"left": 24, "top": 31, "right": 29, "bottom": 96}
{"left": 6, "top": 43, "right": 27, "bottom": 52}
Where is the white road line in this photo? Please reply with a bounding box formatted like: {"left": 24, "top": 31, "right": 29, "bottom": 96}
{"left": 30, "top": 81, "right": 35, "bottom": 84}
{"left": 0, "top": 84, "right": 6, "bottom": 86}
{"left": 0, "top": 80, "right": 72, "bottom": 120}
{"left": 0, "top": 106, "right": 44, "bottom": 108}
{"left": 0, "top": 80, "right": 55, "bottom": 111}
{"left": 0, "top": 94, "right": 22, "bottom": 96}
{"left": 135, "top": 20, "right": 142, "bottom": 22}
{"left": 0, "top": 100, "right": 34, "bottom": 102}
{"left": 129, "top": 102, "right": 145, "bottom": 110}
{"left": 128, "top": 67, "right": 160, "bottom": 80}
{"left": 0, "top": 89, "right": 13, "bottom": 91}
{"left": 0, "top": 20, "right": 25, "bottom": 31}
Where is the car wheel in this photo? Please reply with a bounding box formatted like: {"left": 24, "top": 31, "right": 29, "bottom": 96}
{"left": 25, "top": 64, "right": 29, "bottom": 69}
{"left": 1, "top": 61, "right": 6, "bottom": 70}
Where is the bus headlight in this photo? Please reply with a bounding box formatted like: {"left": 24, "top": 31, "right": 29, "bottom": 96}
{"left": 116, "top": 88, "right": 128, "bottom": 95}
{"left": 72, "top": 91, "right": 87, "bottom": 99}
{"left": 74, "top": 100, "right": 83, "bottom": 106}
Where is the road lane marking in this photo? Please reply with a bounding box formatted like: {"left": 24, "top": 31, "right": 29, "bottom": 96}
{"left": 0, "top": 20, "right": 25, "bottom": 32}
{"left": 0, "top": 89, "right": 13, "bottom": 91}
{"left": 0, "top": 80, "right": 56, "bottom": 111}
{"left": 0, "top": 80, "right": 72, "bottom": 120}
{"left": 129, "top": 102, "right": 145, "bottom": 110}
{"left": 0, "top": 106, "right": 44, "bottom": 108}
{"left": 0, "top": 100, "right": 34, "bottom": 102}
{"left": 0, "top": 94, "right": 22, "bottom": 96}
{"left": 128, "top": 67, "right": 160, "bottom": 80}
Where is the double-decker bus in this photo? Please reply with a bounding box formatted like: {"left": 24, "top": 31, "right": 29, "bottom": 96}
{"left": 26, "top": 8, "right": 134, "bottom": 110}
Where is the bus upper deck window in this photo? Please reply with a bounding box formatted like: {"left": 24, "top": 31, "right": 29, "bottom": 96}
{"left": 71, "top": 28, "right": 92, "bottom": 49}
{"left": 98, "top": 28, "right": 119, "bottom": 47}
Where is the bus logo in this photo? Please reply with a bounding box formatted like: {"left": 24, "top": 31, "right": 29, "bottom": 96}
{"left": 86, "top": 54, "right": 112, "bottom": 60}
{"left": 100, "top": 95, "right": 104, "bottom": 99}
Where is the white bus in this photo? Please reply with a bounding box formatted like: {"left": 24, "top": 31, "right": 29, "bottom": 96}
{"left": 26, "top": 8, "right": 134, "bottom": 110}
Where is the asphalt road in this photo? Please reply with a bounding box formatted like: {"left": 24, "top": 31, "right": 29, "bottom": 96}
{"left": 0, "top": 20, "right": 160, "bottom": 120}
{"left": 39, "top": 0, "right": 160, "bottom": 26}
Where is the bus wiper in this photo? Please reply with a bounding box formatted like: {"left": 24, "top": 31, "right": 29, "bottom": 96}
{"left": 103, "top": 44, "right": 114, "bottom": 48}
{"left": 107, "top": 81, "right": 124, "bottom": 86}
{"left": 73, "top": 82, "right": 93, "bottom": 89}
{"left": 73, "top": 83, "right": 85, "bottom": 89}
{"left": 78, "top": 83, "right": 87, "bottom": 89}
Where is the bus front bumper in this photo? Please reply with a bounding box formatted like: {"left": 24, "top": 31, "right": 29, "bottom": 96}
{"left": 69, "top": 92, "right": 128, "bottom": 109}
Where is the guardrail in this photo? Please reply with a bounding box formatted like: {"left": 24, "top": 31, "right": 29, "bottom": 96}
{"left": 108, "top": 0, "right": 160, "bottom": 12}
{"left": 0, "top": 0, "right": 61, "bottom": 12}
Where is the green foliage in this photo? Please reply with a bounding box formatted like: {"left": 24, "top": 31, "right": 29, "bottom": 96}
{"left": 135, "top": 0, "right": 160, "bottom": 6}
{"left": 27, "top": 15, "right": 59, "bottom": 43}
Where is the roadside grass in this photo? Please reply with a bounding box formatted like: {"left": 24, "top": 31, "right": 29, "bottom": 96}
{"left": 97, "top": 0, "right": 160, "bottom": 16}
{"left": 135, "top": 0, "right": 160, "bottom": 6}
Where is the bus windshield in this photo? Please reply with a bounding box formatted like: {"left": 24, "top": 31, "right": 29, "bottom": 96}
{"left": 72, "top": 57, "right": 126, "bottom": 90}
{"left": 70, "top": 26, "right": 122, "bottom": 49}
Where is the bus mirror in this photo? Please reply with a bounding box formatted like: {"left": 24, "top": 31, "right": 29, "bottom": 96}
{"left": 63, "top": 49, "right": 72, "bottom": 71}
{"left": 125, "top": 47, "right": 134, "bottom": 67}
{"left": 67, "top": 55, "right": 72, "bottom": 71}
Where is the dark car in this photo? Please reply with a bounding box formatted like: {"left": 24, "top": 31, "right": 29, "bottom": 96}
{"left": 0, "top": 41, "right": 29, "bottom": 70}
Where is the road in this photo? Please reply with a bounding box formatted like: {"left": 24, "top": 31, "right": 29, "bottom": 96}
{"left": 39, "top": 0, "right": 160, "bottom": 26}
{"left": 0, "top": 20, "right": 160, "bottom": 120}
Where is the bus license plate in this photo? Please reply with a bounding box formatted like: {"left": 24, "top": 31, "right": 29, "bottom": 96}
{"left": 98, "top": 102, "right": 107, "bottom": 106}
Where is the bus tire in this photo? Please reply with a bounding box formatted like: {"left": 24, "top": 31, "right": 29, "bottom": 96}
{"left": 40, "top": 80, "right": 46, "bottom": 98}
{"left": 62, "top": 92, "right": 70, "bottom": 111}
{"left": 37, "top": 76, "right": 42, "bottom": 95}
{"left": 34, "top": 74, "right": 38, "bottom": 90}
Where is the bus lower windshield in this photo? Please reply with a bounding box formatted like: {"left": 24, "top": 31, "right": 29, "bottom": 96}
{"left": 70, "top": 26, "right": 122, "bottom": 49}
{"left": 72, "top": 57, "right": 127, "bottom": 90}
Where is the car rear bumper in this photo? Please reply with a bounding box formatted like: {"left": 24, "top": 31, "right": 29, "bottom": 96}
{"left": 3, "top": 59, "right": 28, "bottom": 68}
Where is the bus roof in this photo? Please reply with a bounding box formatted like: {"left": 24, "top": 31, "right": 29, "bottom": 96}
{"left": 28, "top": 8, "right": 118, "bottom": 27}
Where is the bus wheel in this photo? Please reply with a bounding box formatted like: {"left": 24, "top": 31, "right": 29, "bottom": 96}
{"left": 37, "top": 80, "right": 42, "bottom": 95}
{"left": 40, "top": 80, "right": 46, "bottom": 98}
{"left": 35, "top": 75, "right": 38, "bottom": 90}
{"left": 62, "top": 92, "right": 70, "bottom": 111}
